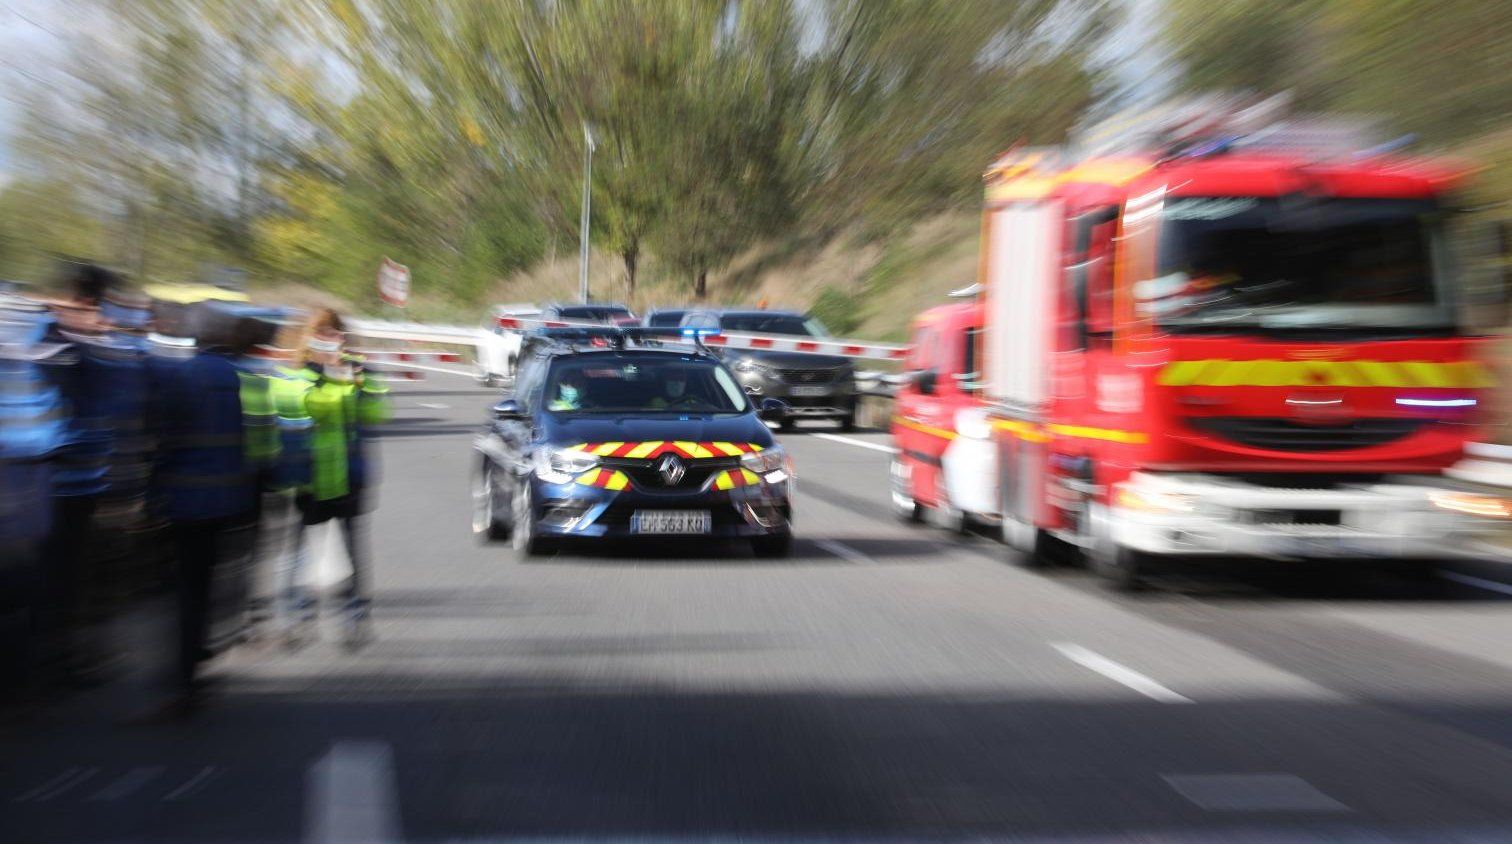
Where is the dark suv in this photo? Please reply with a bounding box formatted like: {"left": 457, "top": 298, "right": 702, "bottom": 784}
{"left": 711, "top": 310, "right": 858, "bottom": 431}
{"left": 472, "top": 327, "right": 794, "bottom": 557}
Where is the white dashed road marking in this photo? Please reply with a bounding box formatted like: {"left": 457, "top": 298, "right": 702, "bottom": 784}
{"left": 811, "top": 432, "right": 897, "bottom": 454}
{"left": 163, "top": 766, "right": 221, "bottom": 801}
{"left": 90, "top": 766, "right": 164, "bottom": 801}
{"left": 1052, "top": 642, "right": 1194, "bottom": 704}
{"left": 22, "top": 767, "right": 100, "bottom": 802}
{"left": 415, "top": 402, "right": 450, "bottom": 410}
{"left": 815, "top": 538, "right": 877, "bottom": 565}
{"left": 307, "top": 740, "right": 402, "bottom": 843}
{"left": 1163, "top": 773, "right": 1350, "bottom": 813}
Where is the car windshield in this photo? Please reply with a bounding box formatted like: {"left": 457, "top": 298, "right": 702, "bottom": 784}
{"left": 557, "top": 306, "right": 633, "bottom": 322}
{"left": 719, "top": 314, "right": 829, "bottom": 336}
{"left": 545, "top": 357, "right": 749, "bottom": 414}
{"left": 1144, "top": 197, "right": 1454, "bottom": 333}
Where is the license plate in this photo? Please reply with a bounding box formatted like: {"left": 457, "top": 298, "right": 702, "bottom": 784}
{"left": 632, "top": 510, "right": 712, "bottom": 534}
{"left": 789, "top": 385, "right": 831, "bottom": 397}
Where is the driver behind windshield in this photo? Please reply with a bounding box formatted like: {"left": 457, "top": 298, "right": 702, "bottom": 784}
{"left": 649, "top": 370, "right": 698, "bottom": 409}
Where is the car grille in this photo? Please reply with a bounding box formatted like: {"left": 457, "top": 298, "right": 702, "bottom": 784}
{"left": 1185, "top": 417, "right": 1427, "bottom": 452}
{"left": 599, "top": 456, "right": 741, "bottom": 490}
{"left": 781, "top": 367, "right": 844, "bottom": 384}
{"left": 1236, "top": 508, "right": 1343, "bottom": 526}
{"left": 594, "top": 501, "right": 746, "bottom": 529}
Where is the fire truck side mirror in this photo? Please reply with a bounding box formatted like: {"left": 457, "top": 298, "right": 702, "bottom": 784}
{"left": 914, "top": 369, "right": 937, "bottom": 396}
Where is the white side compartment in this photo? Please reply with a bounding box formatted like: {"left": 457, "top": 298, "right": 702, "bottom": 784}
{"left": 983, "top": 202, "right": 1060, "bottom": 407}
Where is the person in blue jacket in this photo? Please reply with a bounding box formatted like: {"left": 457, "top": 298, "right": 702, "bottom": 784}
{"left": 0, "top": 294, "right": 69, "bottom": 689}
{"left": 142, "top": 298, "right": 258, "bottom": 716}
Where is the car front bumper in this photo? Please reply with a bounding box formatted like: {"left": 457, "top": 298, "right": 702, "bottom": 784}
{"left": 529, "top": 477, "right": 793, "bottom": 540}
{"left": 735, "top": 374, "right": 856, "bottom": 418}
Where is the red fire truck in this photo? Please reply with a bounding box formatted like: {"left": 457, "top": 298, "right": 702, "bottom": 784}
{"left": 893, "top": 104, "right": 1505, "bottom": 588}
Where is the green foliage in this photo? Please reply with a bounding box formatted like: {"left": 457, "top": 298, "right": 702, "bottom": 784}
{"left": 0, "top": 0, "right": 1104, "bottom": 308}
{"left": 809, "top": 286, "right": 863, "bottom": 336}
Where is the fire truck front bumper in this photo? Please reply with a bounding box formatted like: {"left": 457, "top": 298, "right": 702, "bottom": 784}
{"left": 1105, "top": 472, "right": 1499, "bottom": 561}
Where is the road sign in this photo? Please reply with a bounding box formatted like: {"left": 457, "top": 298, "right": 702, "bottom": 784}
{"left": 377, "top": 258, "right": 411, "bottom": 308}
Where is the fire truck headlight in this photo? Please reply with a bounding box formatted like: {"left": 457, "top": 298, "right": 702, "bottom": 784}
{"left": 955, "top": 408, "right": 992, "bottom": 440}
{"left": 1429, "top": 490, "right": 1512, "bottom": 519}
{"left": 1115, "top": 484, "right": 1196, "bottom": 515}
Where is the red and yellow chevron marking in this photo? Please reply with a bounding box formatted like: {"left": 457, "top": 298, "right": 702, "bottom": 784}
{"left": 713, "top": 468, "right": 762, "bottom": 490}
{"left": 572, "top": 468, "right": 630, "bottom": 490}
{"left": 565, "top": 441, "right": 763, "bottom": 459}
{"left": 1158, "top": 359, "right": 1493, "bottom": 389}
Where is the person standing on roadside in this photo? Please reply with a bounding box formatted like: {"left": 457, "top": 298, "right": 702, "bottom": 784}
{"left": 142, "top": 299, "right": 257, "bottom": 716}
{"left": 281, "top": 309, "right": 390, "bottom": 649}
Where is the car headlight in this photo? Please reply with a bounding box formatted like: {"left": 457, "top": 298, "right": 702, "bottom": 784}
{"left": 740, "top": 445, "right": 791, "bottom": 482}
{"left": 735, "top": 359, "right": 777, "bottom": 378}
{"left": 1430, "top": 490, "right": 1512, "bottom": 519}
{"left": 1114, "top": 483, "right": 1195, "bottom": 514}
{"left": 533, "top": 447, "right": 599, "bottom": 484}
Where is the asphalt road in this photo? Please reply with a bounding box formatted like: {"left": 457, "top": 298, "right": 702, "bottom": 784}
{"left": 9, "top": 373, "right": 1512, "bottom": 842}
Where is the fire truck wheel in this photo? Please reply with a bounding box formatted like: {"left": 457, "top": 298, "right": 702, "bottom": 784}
{"left": 1093, "top": 545, "right": 1148, "bottom": 592}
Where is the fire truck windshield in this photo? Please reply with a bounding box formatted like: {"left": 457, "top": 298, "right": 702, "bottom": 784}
{"left": 1143, "top": 197, "right": 1454, "bottom": 335}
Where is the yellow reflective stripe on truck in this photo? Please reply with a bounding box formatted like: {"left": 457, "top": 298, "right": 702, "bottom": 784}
{"left": 1157, "top": 359, "right": 1493, "bottom": 389}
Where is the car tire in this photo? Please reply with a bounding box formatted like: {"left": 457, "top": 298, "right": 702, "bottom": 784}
{"left": 509, "top": 475, "right": 554, "bottom": 557}
{"left": 777, "top": 417, "right": 797, "bottom": 432}
{"left": 473, "top": 461, "right": 510, "bottom": 541}
{"left": 836, "top": 412, "right": 857, "bottom": 433}
{"left": 889, "top": 457, "right": 925, "bottom": 524}
{"left": 751, "top": 532, "right": 793, "bottom": 558}
{"left": 1092, "top": 544, "right": 1148, "bottom": 592}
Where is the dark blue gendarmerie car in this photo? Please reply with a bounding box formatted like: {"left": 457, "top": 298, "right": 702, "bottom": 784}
{"left": 472, "top": 326, "right": 794, "bottom": 557}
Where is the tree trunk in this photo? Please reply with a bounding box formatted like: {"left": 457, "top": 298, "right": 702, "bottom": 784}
{"left": 622, "top": 245, "right": 638, "bottom": 297}
{"left": 694, "top": 268, "right": 707, "bottom": 299}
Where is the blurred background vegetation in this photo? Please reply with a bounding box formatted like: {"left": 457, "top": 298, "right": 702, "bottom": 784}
{"left": 0, "top": 0, "right": 1507, "bottom": 334}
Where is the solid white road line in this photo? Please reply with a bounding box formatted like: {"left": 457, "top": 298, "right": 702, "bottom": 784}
{"left": 1052, "top": 642, "right": 1195, "bottom": 704}
{"left": 815, "top": 538, "right": 877, "bottom": 565}
{"left": 1439, "top": 570, "right": 1512, "bottom": 598}
{"left": 162, "top": 766, "right": 221, "bottom": 801}
{"left": 415, "top": 402, "right": 450, "bottom": 410}
{"left": 811, "top": 432, "right": 897, "bottom": 454}
{"left": 90, "top": 766, "right": 164, "bottom": 801}
{"left": 307, "top": 740, "right": 402, "bottom": 843}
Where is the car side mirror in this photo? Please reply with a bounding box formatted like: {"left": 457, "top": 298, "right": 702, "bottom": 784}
{"left": 492, "top": 399, "right": 527, "bottom": 421}
{"left": 758, "top": 397, "right": 789, "bottom": 421}
{"left": 915, "top": 369, "right": 937, "bottom": 396}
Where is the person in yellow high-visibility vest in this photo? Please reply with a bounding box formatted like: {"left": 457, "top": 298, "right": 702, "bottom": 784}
{"left": 280, "top": 309, "right": 389, "bottom": 649}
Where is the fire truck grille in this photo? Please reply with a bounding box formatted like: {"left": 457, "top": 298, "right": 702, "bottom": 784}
{"left": 1185, "top": 417, "right": 1428, "bottom": 452}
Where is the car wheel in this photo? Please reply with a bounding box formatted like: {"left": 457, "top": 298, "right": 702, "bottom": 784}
{"left": 509, "top": 475, "right": 553, "bottom": 557}
{"left": 777, "top": 417, "right": 797, "bottom": 432}
{"left": 1092, "top": 544, "right": 1148, "bottom": 592}
{"left": 472, "top": 460, "right": 510, "bottom": 541}
{"left": 889, "top": 457, "right": 925, "bottom": 524}
{"left": 836, "top": 412, "right": 857, "bottom": 433}
{"left": 751, "top": 532, "right": 792, "bottom": 558}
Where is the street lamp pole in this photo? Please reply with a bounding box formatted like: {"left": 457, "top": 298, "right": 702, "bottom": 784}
{"left": 578, "top": 122, "right": 595, "bottom": 304}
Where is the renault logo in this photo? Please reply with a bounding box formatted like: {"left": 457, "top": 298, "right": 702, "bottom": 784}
{"left": 656, "top": 454, "right": 687, "bottom": 485}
